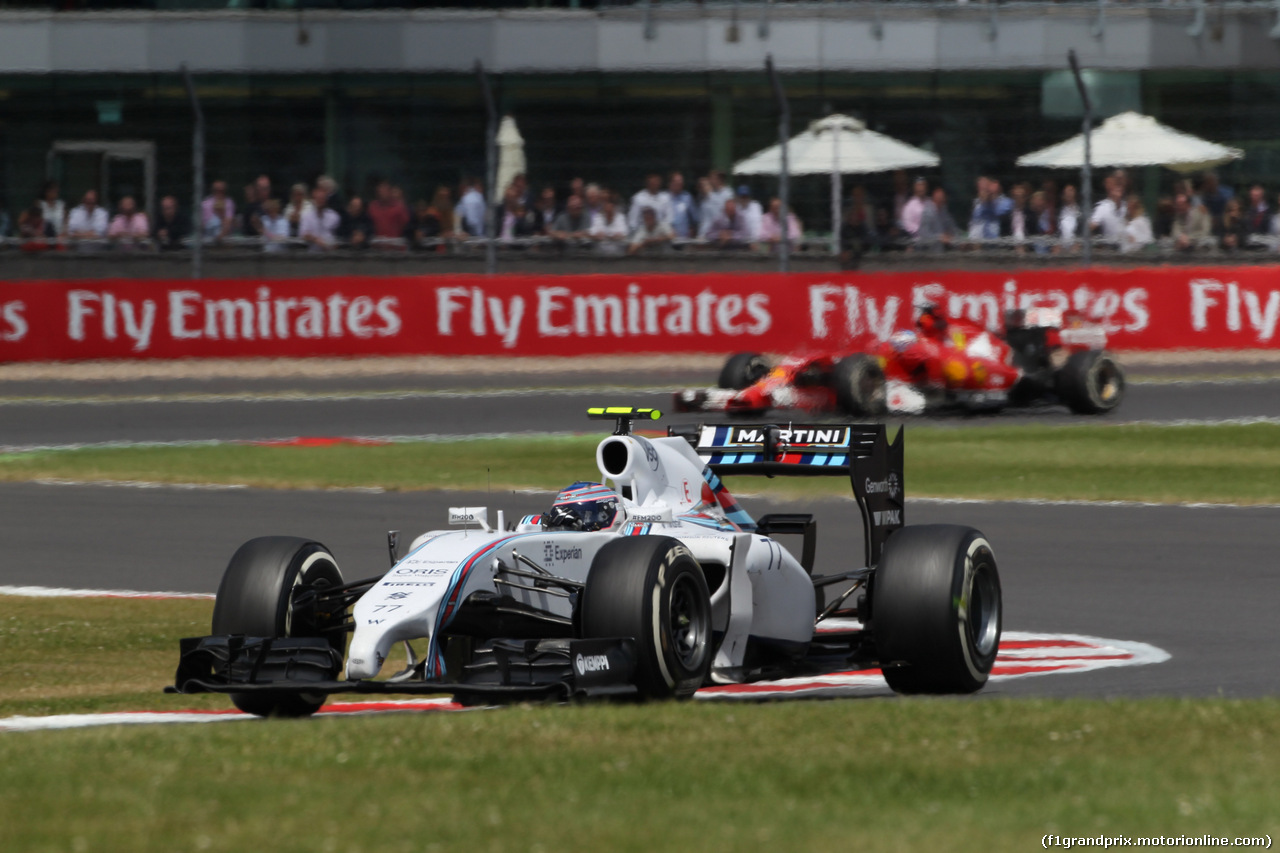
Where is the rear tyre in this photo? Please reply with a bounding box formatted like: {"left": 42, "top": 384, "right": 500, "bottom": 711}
{"left": 1056, "top": 350, "right": 1125, "bottom": 414}
{"left": 718, "top": 352, "right": 770, "bottom": 390}
{"left": 211, "top": 536, "right": 345, "bottom": 717}
{"left": 580, "top": 537, "right": 712, "bottom": 700}
{"left": 871, "top": 525, "right": 1002, "bottom": 694}
{"left": 834, "top": 355, "right": 888, "bottom": 415}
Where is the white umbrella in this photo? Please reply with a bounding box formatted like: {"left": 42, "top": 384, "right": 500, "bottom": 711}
{"left": 1016, "top": 111, "right": 1243, "bottom": 173}
{"left": 733, "top": 114, "right": 940, "bottom": 252}
{"left": 495, "top": 115, "right": 526, "bottom": 199}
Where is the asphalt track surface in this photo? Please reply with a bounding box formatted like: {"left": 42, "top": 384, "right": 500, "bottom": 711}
{"left": 0, "top": 361, "right": 1276, "bottom": 700}
{"left": 1, "top": 481, "right": 1275, "bottom": 699}
{"left": 2, "top": 373, "right": 1280, "bottom": 447}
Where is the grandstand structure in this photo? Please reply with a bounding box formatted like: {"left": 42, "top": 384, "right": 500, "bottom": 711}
{"left": 1, "top": 1, "right": 1279, "bottom": 265}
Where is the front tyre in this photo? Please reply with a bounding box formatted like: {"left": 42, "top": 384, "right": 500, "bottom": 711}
{"left": 580, "top": 537, "right": 712, "bottom": 700}
{"left": 211, "top": 536, "right": 345, "bottom": 717}
{"left": 718, "top": 352, "right": 770, "bottom": 390}
{"left": 871, "top": 525, "right": 1002, "bottom": 694}
{"left": 1056, "top": 350, "right": 1125, "bottom": 414}
{"left": 834, "top": 355, "right": 888, "bottom": 415}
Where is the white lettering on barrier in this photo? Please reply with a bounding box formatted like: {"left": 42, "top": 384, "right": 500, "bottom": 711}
{"left": 438, "top": 286, "right": 524, "bottom": 344}
{"left": 52, "top": 287, "right": 404, "bottom": 349}
{"left": 896, "top": 280, "right": 1149, "bottom": 337}
{"left": 450, "top": 285, "right": 772, "bottom": 342}
{"left": 808, "top": 284, "right": 902, "bottom": 340}
{"left": 69, "top": 290, "right": 157, "bottom": 352}
{"left": 1, "top": 301, "right": 27, "bottom": 342}
{"left": 1189, "top": 279, "right": 1280, "bottom": 342}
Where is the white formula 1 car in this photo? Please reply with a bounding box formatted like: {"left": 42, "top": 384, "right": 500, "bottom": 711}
{"left": 170, "top": 408, "right": 1003, "bottom": 715}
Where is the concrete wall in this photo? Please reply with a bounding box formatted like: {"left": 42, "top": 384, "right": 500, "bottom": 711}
{"left": 2, "top": 5, "right": 1280, "bottom": 75}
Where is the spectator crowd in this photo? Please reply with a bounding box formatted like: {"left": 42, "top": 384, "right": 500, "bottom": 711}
{"left": 838, "top": 168, "right": 1280, "bottom": 264}
{"left": 6, "top": 166, "right": 1280, "bottom": 261}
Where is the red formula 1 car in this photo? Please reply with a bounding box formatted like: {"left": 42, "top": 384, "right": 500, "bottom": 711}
{"left": 673, "top": 306, "right": 1125, "bottom": 417}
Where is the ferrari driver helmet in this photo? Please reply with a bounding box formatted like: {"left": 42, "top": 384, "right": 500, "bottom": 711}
{"left": 542, "top": 482, "right": 620, "bottom": 532}
{"left": 916, "top": 302, "right": 948, "bottom": 337}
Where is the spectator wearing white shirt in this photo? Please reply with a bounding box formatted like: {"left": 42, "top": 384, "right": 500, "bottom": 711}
{"left": 298, "top": 187, "right": 341, "bottom": 251}
{"left": 66, "top": 189, "right": 109, "bottom": 247}
{"left": 39, "top": 180, "right": 66, "bottom": 237}
{"left": 1120, "top": 195, "right": 1154, "bottom": 254}
{"left": 661, "top": 172, "right": 698, "bottom": 240}
{"left": 456, "top": 178, "right": 487, "bottom": 237}
{"left": 734, "top": 185, "right": 763, "bottom": 243}
{"left": 259, "top": 198, "right": 291, "bottom": 253}
{"left": 1058, "top": 184, "right": 1082, "bottom": 246}
{"left": 201, "top": 180, "right": 236, "bottom": 243}
{"left": 697, "top": 171, "right": 734, "bottom": 239}
{"left": 628, "top": 173, "right": 671, "bottom": 231}
{"left": 628, "top": 206, "right": 674, "bottom": 255}
{"left": 590, "top": 196, "right": 629, "bottom": 255}
{"left": 1090, "top": 177, "right": 1127, "bottom": 245}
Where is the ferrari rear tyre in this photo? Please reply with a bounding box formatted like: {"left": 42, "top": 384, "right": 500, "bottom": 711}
{"left": 871, "top": 525, "right": 1002, "bottom": 695}
{"left": 718, "top": 352, "right": 770, "bottom": 390}
{"left": 1057, "top": 350, "right": 1125, "bottom": 414}
{"left": 581, "top": 537, "right": 712, "bottom": 700}
{"left": 211, "top": 536, "right": 345, "bottom": 717}
{"left": 834, "top": 355, "right": 888, "bottom": 416}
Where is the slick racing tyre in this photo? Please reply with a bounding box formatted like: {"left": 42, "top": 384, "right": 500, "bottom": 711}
{"left": 871, "top": 525, "right": 1002, "bottom": 695}
{"left": 211, "top": 536, "right": 346, "bottom": 717}
{"left": 1056, "top": 350, "right": 1125, "bottom": 414}
{"left": 834, "top": 354, "right": 888, "bottom": 416}
{"left": 718, "top": 352, "right": 770, "bottom": 390}
{"left": 581, "top": 536, "right": 712, "bottom": 700}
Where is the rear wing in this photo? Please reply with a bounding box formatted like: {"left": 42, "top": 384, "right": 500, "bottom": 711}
{"left": 671, "top": 423, "right": 905, "bottom": 567}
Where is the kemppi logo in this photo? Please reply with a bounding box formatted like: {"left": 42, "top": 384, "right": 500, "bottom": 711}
{"left": 864, "top": 473, "right": 901, "bottom": 499}
{"left": 575, "top": 653, "right": 611, "bottom": 676}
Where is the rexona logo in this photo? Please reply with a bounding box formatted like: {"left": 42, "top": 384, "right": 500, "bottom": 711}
{"left": 543, "top": 543, "right": 584, "bottom": 564}
{"left": 874, "top": 510, "right": 902, "bottom": 526}
{"left": 575, "top": 653, "right": 611, "bottom": 676}
{"left": 865, "top": 473, "right": 901, "bottom": 499}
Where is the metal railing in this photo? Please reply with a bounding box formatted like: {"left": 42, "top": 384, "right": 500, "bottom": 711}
{"left": 5, "top": 232, "right": 1279, "bottom": 260}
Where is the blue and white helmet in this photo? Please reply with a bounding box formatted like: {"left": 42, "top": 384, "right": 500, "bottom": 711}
{"left": 542, "top": 482, "right": 620, "bottom": 532}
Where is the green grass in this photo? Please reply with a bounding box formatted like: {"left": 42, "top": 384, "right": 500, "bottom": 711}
{"left": 2, "top": 423, "right": 1279, "bottom": 504}
{"left": 3, "top": 587, "right": 1277, "bottom": 851}
{"left": 1, "top": 694, "right": 1276, "bottom": 853}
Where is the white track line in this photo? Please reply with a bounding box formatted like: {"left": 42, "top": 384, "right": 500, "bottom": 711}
{"left": 0, "top": 386, "right": 667, "bottom": 408}
{"left": 0, "top": 585, "right": 214, "bottom": 600}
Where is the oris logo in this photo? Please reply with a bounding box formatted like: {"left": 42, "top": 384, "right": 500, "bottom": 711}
{"left": 394, "top": 566, "right": 451, "bottom": 576}
{"left": 864, "top": 473, "right": 901, "bottom": 499}
{"left": 575, "top": 653, "right": 611, "bottom": 675}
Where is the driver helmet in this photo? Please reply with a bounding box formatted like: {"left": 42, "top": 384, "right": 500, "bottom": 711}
{"left": 541, "top": 482, "right": 619, "bottom": 532}
{"left": 916, "top": 302, "right": 948, "bottom": 337}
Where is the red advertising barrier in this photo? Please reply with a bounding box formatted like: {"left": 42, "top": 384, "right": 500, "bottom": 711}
{"left": 1, "top": 268, "right": 1278, "bottom": 361}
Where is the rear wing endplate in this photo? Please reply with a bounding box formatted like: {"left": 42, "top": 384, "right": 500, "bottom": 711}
{"left": 672, "top": 423, "right": 905, "bottom": 567}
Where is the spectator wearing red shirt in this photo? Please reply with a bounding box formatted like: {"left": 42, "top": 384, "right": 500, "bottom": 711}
{"left": 368, "top": 181, "right": 410, "bottom": 247}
